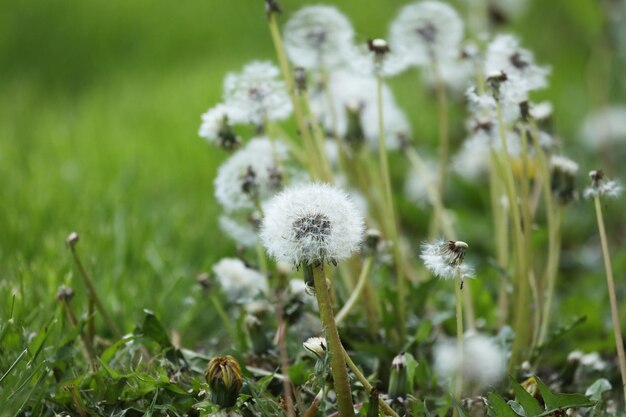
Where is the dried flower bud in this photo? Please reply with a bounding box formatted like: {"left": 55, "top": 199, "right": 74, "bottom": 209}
{"left": 368, "top": 38, "right": 390, "bottom": 56}
{"left": 56, "top": 286, "right": 75, "bottom": 303}
{"left": 365, "top": 229, "right": 382, "bottom": 253}
{"left": 66, "top": 232, "right": 79, "bottom": 248}
{"left": 245, "top": 314, "right": 271, "bottom": 354}
{"left": 388, "top": 352, "right": 408, "bottom": 399}
{"left": 206, "top": 355, "right": 244, "bottom": 408}
{"left": 294, "top": 67, "right": 307, "bottom": 92}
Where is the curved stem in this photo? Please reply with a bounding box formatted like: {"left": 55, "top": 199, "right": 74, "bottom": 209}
{"left": 310, "top": 265, "right": 356, "bottom": 417}
{"left": 593, "top": 196, "right": 626, "bottom": 405}
{"left": 376, "top": 74, "right": 405, "bottom": 341}
{"left": 453, "top": 272, "right": 464, "bottom": 417}
{"left": 336, "top": 257, "right": 373, "bottom": 324}
{"left": 341, "top": 346, "right": 400, "bottom": 417}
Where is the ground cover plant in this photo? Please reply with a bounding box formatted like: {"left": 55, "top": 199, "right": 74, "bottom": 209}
{"left": 1, "top": 0, "right": 626, "bottom": 416}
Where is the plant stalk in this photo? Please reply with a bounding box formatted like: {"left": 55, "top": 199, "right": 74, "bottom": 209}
{"left": 453, "top": 271, "right": 464, "bottom": 417}
{"left": 309, "top": 264, "right": 356, "bottom": 417}
{"left": 593, "top": 195, "right": 626, "bottom": 405}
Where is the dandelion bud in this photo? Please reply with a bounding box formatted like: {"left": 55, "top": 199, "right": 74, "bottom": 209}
{"left": 206, "top": 355, "right": 244, "bottom": 408}
{"left": 550, "top": 155, "right": 579, "bottom": 204}
{"left": 55, "top": 286, "right": 75, "bottom": 303}
{"left": 368, "top": 38, "right": 390, "bottom": 56}
{"left": 345, "top": 102, "right": 366, "bottom": 148}
{"left": 245, "top": 314, "right": 271, "bottom": 355}
{"left": 294, "top": 67, "right": 307, "bottom": 92}
{"left": 66, "top": 232, "right": 79, "bottom": 248}
{"left": 365, "top": 229, "right": 382, "bottom": 253}
{"left": 265, "top": 0, "right": 281, "bottom": 19}
{"left": 388, "top": 352, "right": 408, "bottom": 399}
{"left": 303, "top": 336, "right": 327, "bottom": 359}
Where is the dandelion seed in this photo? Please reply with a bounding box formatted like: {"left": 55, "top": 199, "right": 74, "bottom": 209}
{"left": 260, "top": 182, "right": 364, "bottom": 267}
{"left": 212, "top": 258, "right": 268, "bottom": 304}
{"left": 283, "top": 6, "right": 355, "bottom": 70}
{"left": 579, "top": 105, "right": 626, "bottom": 149}
{"left": 224, "top": 61, "right": 292, "bottom": 125}
{"left": 420, "top": 239, "right": 474, "bottom": 280}
{"left": 214, "top": 137, "right": 289, "bottom": 212}
{"left": 584, "top": 170, "right": 623, "bottom": 199}
{"left": 389, "top": 1, "right": 464, "bottom": 68}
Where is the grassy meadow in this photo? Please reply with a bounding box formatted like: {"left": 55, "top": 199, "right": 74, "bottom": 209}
{"left": 1, "top": 0, "right": 625, "bottom": 415}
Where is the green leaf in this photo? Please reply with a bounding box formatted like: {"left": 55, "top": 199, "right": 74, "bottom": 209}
{"left": 487, "top": 393, "right": 520, "bottom": 417}
{"left": 287, "top": 361, "right": 309, "bottom": 386}
{"left": 138, "top": 309, "right": 172, "bottom": 349}
{"left": 512, "top": 380, "right": 543, "bottom": 416}
{"left": 535, "top": 377, "right": 595, "bottom": 411}
{"left": 404, "top": 352, "right": 419, "bottom": 393}
{"left": 585, "top": 378, "right": 611, "bottom": 402}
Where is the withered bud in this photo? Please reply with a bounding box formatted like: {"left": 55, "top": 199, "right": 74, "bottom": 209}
{"left": 56, "top": 286, "right": 75, "bottom": 303}
{"left": 206, "top": 355, "right": 244, "bottom": 408}
{"left": 294, "top": 67, "right": 307, "bottom": 92}
{"left": 265, "top": 0, "right": 281, "bottom": 19}
{"left": 589, "top": 169, "right": 604, "bottom": 187}
{"left": 196, "top": 272, "right": 212, "bottom": 290}
{"left": 368, "top": 38, "right": 390, "bottom": 56}
{"left": 66, "top": 232, "right": 79, "bottom": 248}
{"left": 365, "top": 229, "right": 382, "bottom": 252}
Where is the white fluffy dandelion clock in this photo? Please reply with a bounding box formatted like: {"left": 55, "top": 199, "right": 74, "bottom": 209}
{"left": 214, "top": 137, "right": 289, "bottom": 212}
{"left": 283, "top": 5, "right": 355, "bottom": 69}
{"left": 198, "top": 103, "right": 246, "bottom": 149}
{"left": 212, "top": 258, "right": 268, "bottom": 304}
{"left": 389, "top": 1, "right": 464, "bottom": 67}
{"left": 223, "top": 61, "right": 293, "bottom": 125}
{"left": 260, "top": 183, "right": 365, "bottom": 267}
{"left": 420, "top": 239, "right": 474, "bottom": 281}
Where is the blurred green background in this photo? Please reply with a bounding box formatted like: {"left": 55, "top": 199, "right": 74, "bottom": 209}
{"left": 1, "top": 0, "right": 624, "bottom": 366}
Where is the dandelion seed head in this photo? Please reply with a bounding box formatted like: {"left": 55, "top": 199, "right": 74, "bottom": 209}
{"left": 389, "top": 1, "right": 464, "bottom": 67}
{"left": 484, "top": 34, "right": 550, "bottom": 93}
{"left": 434, "top": 334, "right": 506, "bottom": 389}
{"left": 550, "top": 155, "right": 579, "bottom": 176}
{"left": 219, "top": 215, "right": 259, "bottom": 248}
{"left": 260, "top": 182, "right": 365, "bottom": 267}
{"left": 283, "top": 6, "right": 355, "bottom": 69}
{"left": 530, "top": 101, "right": 553, "bottom": 121}
{"left": 420, "top": 239, "right": 474, "bottom": 280}
{"left": 584, "top": 170, "right": 623, "bottom": 199}
{"left": 212, "top": 258, "right": 268, "bottom": 304}
{"left": 580, "top": 105, "right": 626, "bottom": 149}
{"left": 405, "top": 157, "right": 439, "bottom": 207}
{"left": 198, "top": 103, "right": 246, "bottom": 149}
{"left": 214, "top": 137, "right": 289, "bottom": 212}
{"left": 224, "top": 61, "right": 292, "bottom": 125}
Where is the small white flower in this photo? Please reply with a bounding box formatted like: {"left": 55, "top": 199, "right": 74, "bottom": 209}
{"left": 212, "top": 258, "right": 268, "bottom": 304}
{"left": 389, "top": 1, "right": 464, "bottom": 67}
{"left": 579, "top": 105, "right": 626, "bottom": 149}
{"left": 224, "top": 61, "right": 292, "bottom": 125}
{"left": 584, "top": 170, "right": 623, "bottom": 199}
{"left": 219, "top": 214, "right": 259, "bottom": 248}
{"left": 420, "top": 239, "right": 474, "bottom": 280}
{"left": 198, "top": 103, "right": 246, "bottom": 148}
{"left": 214, "top": 137, "right": 288, "bottom": 212}
{"left": 260, "top": 182, "right": 365, "bottom": 267}
{"left": 283, "top": 6, "right": 355, "bottom": 69}
{"left": 303, "top": 336, "right": 327, "bottom": 358}
{"left": 434, "top": 334, "right": 506, "bottom": 389}
{"left": 484, "top": 34, "right": 550, "bottom": 93}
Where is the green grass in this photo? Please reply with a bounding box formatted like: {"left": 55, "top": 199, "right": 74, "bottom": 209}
{"left": 1, "top": 0, "right": 626, "bottom": 414}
